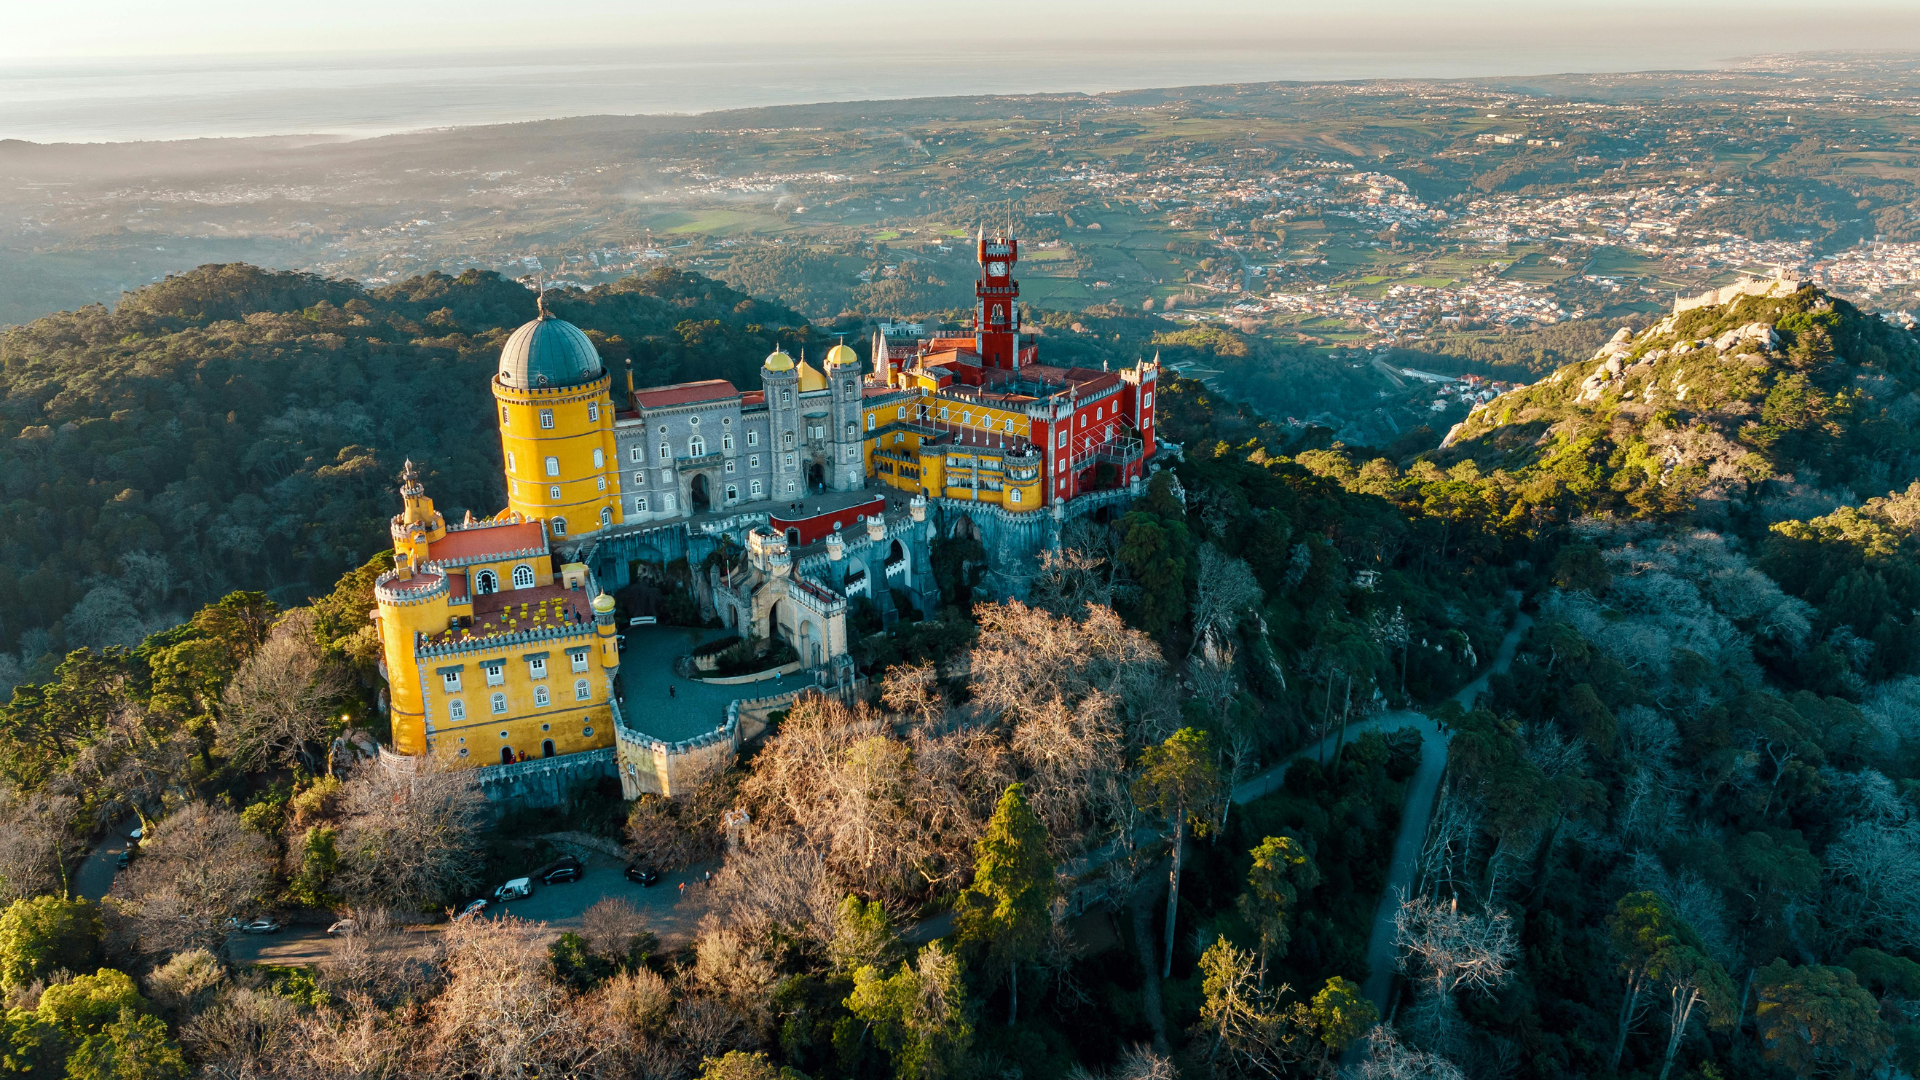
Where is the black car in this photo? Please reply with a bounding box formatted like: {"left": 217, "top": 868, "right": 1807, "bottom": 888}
{"left": 540, "top": 864, "right": 582, "bottom": 885}
{"left": 624, "top": 863, "right": 660, "bottom": 886}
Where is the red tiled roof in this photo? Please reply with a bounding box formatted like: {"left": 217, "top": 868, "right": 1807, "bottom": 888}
{"left": 740, "top": 391, "right": 766, "bottom": 407}
{"left": 634, "top": 379, "right": 739, "bottom": 409}
{"left": 429, "top": 521, "right": 547, "bottom": 563}
{"left": 926, "top": 336, "right": 975, "bottom": 351}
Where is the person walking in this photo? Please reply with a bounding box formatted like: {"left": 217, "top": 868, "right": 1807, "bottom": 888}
{"left": 669, "top": 684, "right": 676, "bottom": 699}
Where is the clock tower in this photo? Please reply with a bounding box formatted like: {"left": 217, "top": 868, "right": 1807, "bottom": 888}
{"left": 974, "top": 228, "right": 1021, "bottom": 370}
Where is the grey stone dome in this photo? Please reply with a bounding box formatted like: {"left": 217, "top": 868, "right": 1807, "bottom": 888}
{"left": 498, "top": 313, "right": 602, "bottom": 388}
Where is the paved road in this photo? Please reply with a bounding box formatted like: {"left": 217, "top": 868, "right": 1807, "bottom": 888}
{"left": 1355, "top": 610, "right": 1532, "bottom": 1017}
{"left": 74, "top": 819, "right": 137, "bottom": 902}
{"left": 226, "top": 850, "right": 721, "bottom": 967}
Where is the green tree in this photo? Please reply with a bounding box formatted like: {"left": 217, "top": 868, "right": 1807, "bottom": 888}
{"left": 1308, "top": 976, "right": 1377, "bottom": 1055}
{"left": 698, "top": 1049, "right": 810, "bottom": 1079}
{"left": 1236, "top": 835, "right": 1321, "bottom": 962}
{"left": 188, "top": 592, "right": 278, "bottom": 664}
{"left": 957, "top": 784, "right": 1056, "bottom": 1025}
{"left": 0, "top": 897, "right": 100, "bottom": 990}
{"left": 1756, "top": 960, "right": 1894, "bottom": 1079}
{"left": 1609, "top": 891, "right": 1690, "bottom": 1071}
{"left": 35, "top": 969, "right": 145, "bottom": 1038}
{"left": 63, "top": 1007, "right": 187, "bottom": 1080}
{"left": 845, "top": 941, "right": 973, "bottom": 1080}
{"left": 1133, "top": 728, "right": 1222, "bottom": 977}
{"left": 830, "top": 895, "right": 898, "bottom": 977}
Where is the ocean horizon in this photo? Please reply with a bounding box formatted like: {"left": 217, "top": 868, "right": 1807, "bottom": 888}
{"left": 0, "top": 43, "right": 1738, "bottom": 145}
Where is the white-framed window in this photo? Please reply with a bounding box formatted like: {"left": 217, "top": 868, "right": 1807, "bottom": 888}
{"left": 1080, "top": 415, "right": 1086, "bottom": 427}
{"left": 663, "top": 494, "right": 676, "bottom": 511}
{"left": 896, "top": 407, "right": 905, "bottom": 420}
{"left": 549, "top": 485, "right": 562, "bottom": 500}
{"left": 533, "top": 685, "right": 550, "bottom": 707}
{"left": 475, "top": 569, "right": 498, "bottom": 594}
{"left": 689, "top": 435, "right": 705, "bottom": 455}
{"left": 588, "top": 402, "right": 600, "bottom": 421}
{"left": 781, "top": 390, "right": 792, "bottom": 406}
{"left": 442, "top": 670, "right": 462, "bottom": 693}
{"left": 574, "top": 678, "right": 590, "bottom": 701}
{"left": 784, "top": 480, "right": 795, "bottom": 494}
{"left": 545, "top": 456, "right": 560, "bottom": 477}
{"left": 1004, "top": 419, "right": 1015, "bottom": 432}
{"left": 485, "top": 663, "right": 504, "bottom": 686}
{"left": 747, "top": 430, "right": 759, "bottom": 447}
{"left": 868, "top": 414, "right": 877, "bottom": 431}
{"left": 512, "top": 563, "right": 535, "bottom": 589}
{"left": 1144, "top": 390, "right": 1153, "bottom": 407}
{"left": 553, "top": 518, "right": 567, "bottom": 535}
{"left": 726, "top": 484, "right": 738, "bottom": 501}
{"left": 501, "top": 405, "right": 510, "bottom": 424}
{"left": 635, "top": 496, "right": 648, "bottom": 513}
{"left": 633, "top": 471, "right": 645, "bottom": 486}
{"left": 592, "top": 448, "right": 605, "bottom": 469}
{"left": 750, "top": 480, "right": 763, "bottom": 496}
{"left": 596, "top": 476, "right": 607, "bottom": 492}
{"left": 1010, "top": 488, "right": 1022, "bottom": 504}
{"left": 600, "top": 506, "right": 612, "bottom": 526}
{"left": 725, "top": 459, "right": 736, "bottom": 474}
{"left": 846, "top": 422, "right": 857, "bottom": 439}
{"left": 448, "top": 699, "right": 466, "bottom": 720}
{"left": 749, "top": 454, "right": 760, "bottom": 468}
{"left": 785, "top": 431, "right": 796, "bottom": 448}
{"left": 539, "top": 408, "right": 554, "bottom": 429}
{"left": 1057, "top": 430, "right": 1067, "bottom": 447}
{"left": 507, "top": 451, "right": 517, "bottom": 472}
{"left": 570, "top": 651, "right": 589, "bottom": 673}
{"left": 659, "top": 442, "right": 671, "bottom": 460}
{"left": 490, "top": 692, "right": 507, "bottom": 714}
{"left": 529, "top": 656, "right": 547, "bottom": 679}
{"left": 783, "top": 453, "right": 795, "bottom": 469}
{"left": 723, "top": 433, "right": 734, "bottom": 451}
{"left": 629, "top": 445, "right": 643, "bottom": 463}
{"left": 660, "top": 469, "right": 673, "bottom": 485}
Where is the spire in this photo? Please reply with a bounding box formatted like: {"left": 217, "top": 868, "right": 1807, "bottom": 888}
{"left": 400, "top": 458, "right": 423, "bottom": 496}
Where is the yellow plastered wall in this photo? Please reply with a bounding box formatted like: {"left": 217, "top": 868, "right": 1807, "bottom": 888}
{"left": 494, "top": 373, "right": 622, "bottom": 538}
{"left": 419, "top": 646, "right": 614, "bottom": 766}
{"left": 376, "top": 586, "right": 452, "bottom": 756}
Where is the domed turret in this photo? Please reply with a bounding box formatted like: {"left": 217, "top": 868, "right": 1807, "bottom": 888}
{"left": 824, "top": 342, "right": 860, "bottom": 369}
{"left": 498, "top": 298, "right": 603, "bottom": 388}
{"left": 796, "top": 359, "right": 828, "bottom": 393}
{"left": 764, "top": 348, "right": 795, "bottom": 372}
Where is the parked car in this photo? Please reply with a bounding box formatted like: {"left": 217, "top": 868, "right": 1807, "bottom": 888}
{"left": 458, "top": 899, "right": 489, "bottom": 918}
{"left": 326, "top": 920, "right": 358, "bottom": 936}
{"left": 128, "top": 825, "right": 143, "bottom": 840}
{"left": 624, "top": 863, "right": 660, "bottom": 886}
{"left": 540, "top": 864, "right": 582, "bottom": 885}
{"left": 492, "top": 877, "right": 533, "bottom": 903}
{"left": 225, "top": 918, "right": 280, "bottom": 935}
{"left": 115, "top": 851, "right": 131, "bottom": 870}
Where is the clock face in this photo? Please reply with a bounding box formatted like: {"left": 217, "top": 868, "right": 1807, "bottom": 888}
{"left": 987, "top": 261, "right": 1008, "bottom": 277}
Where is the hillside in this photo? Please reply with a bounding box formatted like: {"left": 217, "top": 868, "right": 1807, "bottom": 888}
{"left": 0, "top": 263, "right": 816, "bottom": 689}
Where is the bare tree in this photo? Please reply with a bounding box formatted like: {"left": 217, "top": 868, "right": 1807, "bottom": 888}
{"left": 1354, "top": 1025, "right": 1468, "bottom": 1080}
{"left": 422, "top": 913, "right": 594, "bottom": 1079}
{"left": 112, "top": 801, "right": 274, "bottom": 956}
{"left": 220, "top": 608, "right": 354, "bottom": 773}
{"left": 333, "top": 761, "right": 487, "bottom": 911}
{"left": 1066, "top": 1043, "right": 1179, "bottom": 1080}
{"left": 970, "top": 602, "right": 1166, "bottom": 742}
{"left": 1392, "top": 895, "right": 1518, "bottom": 1022}
{"left": 62, "top": 700, "right": 191, "bottom": 832}
{"left": 880, "top": 660, "right": 948, "bottom": 731}
{"left": 0, "top": 784, "right": 85, "bottom": 903}
{"left": 1825, "top": 822, "right": 1920, "bottom": 952}
{"left": 180, "top": 985, "right": 302, "bottom": 1080}
{"left": 1009, "top": 690, "right": 1126, "bottom": 852}
{"left": 1190, "top": 544, "right": 1262, "bottom": 651}
{"left": 707, "top": 831, "right": 841, "bottom": 943}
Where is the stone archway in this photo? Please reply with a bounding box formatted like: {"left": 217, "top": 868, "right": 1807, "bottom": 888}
{"left": 808, "top": 461, "right": 825, "bottom": 491}
{"left": 768, "top": 599, "right": 786, "bottom": 642}
{"left": 800, "top": 620, "right": 820, "bottom": 667}
{"left": 690, "top": 473, "right": 711, "bottom": 512}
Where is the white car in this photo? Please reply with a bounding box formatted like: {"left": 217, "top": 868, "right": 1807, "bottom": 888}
{"left": 492, "top": 878, "right": 532, "bottom": 903}
{"left": 326, "top": 920, "right": 358, "bottom": 936}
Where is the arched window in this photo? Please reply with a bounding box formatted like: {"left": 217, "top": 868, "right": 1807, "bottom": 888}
{"left": 1010, "top": 488, "right": 1022, "bottom": 504}
{"left": 490, "top": 692, "right": 507, "bottom": 714}
{"left": 723, "top": 433, "right": 734, "bottom": 451}
{"left": 574, "top": 678, "right": 590, "bottom": 701}
{"left": 448, "top": 700, "right": 466, "bottom": 720}
{"left": 475, "top": 570, "right": 499, "bottom": 594}
{"left": 534, "top": 685, "right": 550, "bottom": 707}
{"left": 600, "top": 506, "right": 612, "bottom": 526}
{"left": 726, "top": 484, "right": 738, "bottom": 502}
{"left": 539, "top": 408, "right": 554, "bottom": 429}
{"left": 542, "top": 739, "right": 555, "bottom": 757}
{"left": 689, "top": 435, "right": 706, "bottom": 456}
{"left": 845, "top": 422, "right": 856, "bottom": 440}
{"left": 592, "top": 448, "right": 605, "bottom": 469}
{"left": 553, "top": 518, "right": 567, "bottom": 536}
{"left": 549, "top": 485, "right": 561, "bottom": 500}
{"left": 868, "top": 414, "right": 877, "bottom": 431}
{"left": 511, "top": 564, "right": 535, "bottom": 588}
{"left": 659, "top": 442, "right": 671, "bottom": 460}
{"left": 501, "top": 747, "right": 515, "bottom": 764}
{"left": 545, "top": 456, "right": 560, "bottom": 477}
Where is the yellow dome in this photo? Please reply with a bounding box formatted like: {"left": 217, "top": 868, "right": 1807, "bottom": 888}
{"left": 591, "top": 592, "right": 616, "bottom": 614}
{"left": 825, "top": 343, "right": 860, "bottom": 368}
{"left": 764, "top": 349, "right": 794, "bottom": 371}
{"left": 796, "top": 359, "right": 828, "bottom": 393}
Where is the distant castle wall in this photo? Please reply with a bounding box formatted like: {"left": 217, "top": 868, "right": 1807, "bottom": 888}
{"left": 1673, "top": 276, "right": 1809, "bottom": 315}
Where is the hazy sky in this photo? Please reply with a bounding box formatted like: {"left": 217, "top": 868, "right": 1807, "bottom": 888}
{"left": 11, "top": 0, "right": 1920, "bottom": 62}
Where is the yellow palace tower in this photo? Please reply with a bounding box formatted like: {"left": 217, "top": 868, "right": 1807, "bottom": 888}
{"left": 494, "top": 294, "right": 622, "bottom": 540}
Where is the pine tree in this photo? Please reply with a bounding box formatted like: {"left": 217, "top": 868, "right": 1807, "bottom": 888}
{"left": 958, "top": 783, "right": 1055, "bottom": 1025}
{"left": 1133, "top": 728, "right": 1222, "bottom": 978}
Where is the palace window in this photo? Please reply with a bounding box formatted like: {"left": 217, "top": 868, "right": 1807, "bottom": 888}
{"left": 442, "top": 670, "right": 462, "bottom": 693}
{"left": 688, "top": 415, "right": 699, "bottom": 427}
{"left": 600, "top": 506, "right": 612, "bottom": 526}
{"left": 634, "top": 497, "right": 648, "bottom": 513}
{"left": 553, "top": 518, "right": 567, "bottom": 535}
{"left": 571, "top": 651, "right": 589, "bottom": 673}
{"left": 660, "top": 469, "right": 673, "bottom": 485}
{"left": 588, "top": 402, "right": 599, "bottom": 422}
{"left": 783, "top": 453, "right": 795, "bottom": 469}
{"left": 896, "top": 406, "right": 905, "bottom": 420}
{"left": 633, "top": 471, "right": 646, "bottom": 487}
{"left": 629, "top": 446, "right": 643, "bottom": 463}
{"left": 512, "top": 564, "right": 535, "bottom": 589}
{"left": 490, "top": 692, "right": 507, "bottom": 714}
{"left": 545, "top": 456, "right": 560, "bottom": 477}
{"left": 1010, "top": 488, "right": 1022, "bottom": 504}
{"left": 528, "top": 655, "right": 546, "bottom": 679}
{"left": 846, "top": 422, "right": 857, "bottom": 440}
{"left": 722, "top": 433, "right": 734, "bottom": 451}
{"left": 689, "top": 435, "right": 706, "bottom": 456}
{"left": 747, "top": 430, "right": 759, "bottom": 447}
{"left": 549, "top": 485, "right": 561, "bottom": 500}
{"left": 1057, "top": 430, "right": 1067, "bottom": 447}
{"left": 749, "top": 454, "right": 760, "bottom": 468}
{"left": 485, "top": 663, "right": 504, "bottom": 686}
{"left": 662, "top": 494, "right": 676, "bottom": 511}
{"left": 501, "top": 405, "right": 510, "bottom": 424}
{"left": 506, "top": 451, "right": 517, "bottom": 472}
{"left": 785, "top": 480, "right": 796, "bottom": 494}
{"left": 448, "top": 700, "right": 466, "bottom": 720}
{"left": 592, "top": 448, "right": 605, "bottom": 469}
{"left": 1144, "top": 390, "right": 1154, "bottom": 407}
{"left": 725, "top": 459, "right": 736, "bottom": 474}
{"left": 807, "top": 424, "right": 823, "bottom": 441}
{"left": 750, "top": 480, "right": 763, "bottom": 496}
{"left": 475, "top": 570, "right": 498, "bottom": 594}
{"left": 539, "top": 409, "right": 554, "bottom": 429}
{"left": 596, "top": 476, "right": 607, "bottom": 492}
{"left": 724, "top": 483, "right": 737, "bottom": 502}
{"left": 533, "top": 685, "right": 550, "bottom": 707}
{"left": 781, "top": 390, "right": 792, "bottom": 406}
{"left": 574, "top": 678, "right": 590, "bottom": 701}
{"left": 784, "top": 431, "right": 795, "bottom": 448}
{"left": 582, "top": 726, "right": 594, "bottom": 737}
{"left": 659, "top": 442, "right": 671, "bottom": 460}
